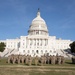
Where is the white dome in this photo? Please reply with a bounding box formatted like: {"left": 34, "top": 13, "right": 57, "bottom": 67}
{"left": 28, "top": 9, "right": 49, "bottom": 36}
{"left": 32, "top": 14, "right": 46, "bottom": 24}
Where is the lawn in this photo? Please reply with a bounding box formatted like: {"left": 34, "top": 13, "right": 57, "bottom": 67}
{"left": 0, "top": 66, "right": 75, "bottom": 75}
{"left": 0, "top": 58, "right": 75, "bottom": 75}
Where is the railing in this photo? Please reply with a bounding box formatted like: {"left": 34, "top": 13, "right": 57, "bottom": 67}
{"left": 10, "top": 49, "right": 14, "bottom": 53}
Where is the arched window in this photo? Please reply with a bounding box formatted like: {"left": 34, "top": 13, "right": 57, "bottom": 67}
{"left": 36, "top": 50, "right": 39, "bottom": 54}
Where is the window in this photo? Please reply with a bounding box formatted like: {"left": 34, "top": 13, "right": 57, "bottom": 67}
{"left": 34, "top": 43, "right": 36, "bottom": 46}
{"left": 45, "top": 50, "right": 47, "bottom": 53}
{"left": 50, "top": 50, "right": 52, "bottom": 52}
{"left": 32, "top": 50, "right": 34, "bottom": 53}
{"left": 41, "top": 31, "right": 42, "bottom": 34}
{"left": 37, "top": 42, "right": 39, "bottom": 46}
{"left": 36, "top": 31, "right": 39, "bottom": 35}
{"left": 28, "top": 50, "right": 30, "bottom": 53}
{"left": 40, "top": 39, "right": 42, "bottom": 46}
{"left": 41, "top": 50, "right": 43, "bottom": 54}
{"left": 23, "top": 43, "right": 24, "bottom": 45}
{"left": 36, "top": 50, "right": 39, "bottom": 54}
{"left": 54, "top": 51, "right": 56, "bottom": 53}
{"left": 40, "top": 43, "right": 42, "bottom": 46}
{"left": 23, "top": 50, "right": 25, "bottom": 52}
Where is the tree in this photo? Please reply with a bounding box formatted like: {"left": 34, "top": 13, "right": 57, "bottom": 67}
{"left": 0, "top": 42, "right": 6, "bottom": 52}
{"left": 70, "top": 41, "right": 75, "bottom": 53}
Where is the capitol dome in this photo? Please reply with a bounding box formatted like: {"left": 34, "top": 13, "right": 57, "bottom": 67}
{"left": 28, "top": 9, "right": 49, "bottom": 36}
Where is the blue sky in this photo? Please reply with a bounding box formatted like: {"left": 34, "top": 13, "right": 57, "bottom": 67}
{"left": 0, "top": 0, "right": 75, "bottom": 41}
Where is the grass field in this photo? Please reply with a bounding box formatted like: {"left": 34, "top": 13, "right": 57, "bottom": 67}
{"left": 0, "top": 58, "right": 75, "bottom": 75}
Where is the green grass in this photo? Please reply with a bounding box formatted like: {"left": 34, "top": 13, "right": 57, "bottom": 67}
{"left": 0, "top": 57, "right": 74, "bottom": 65}
{"left": 0, "top": 58, "right": 75, "bottom": 75}
{"left": 30, "top": 71, "right": 75, "bottom": 75}
{"left": 0, "top": 67, "right": 75, "bottom": 75}
{"left": 0, "top": 57, "right": 75, "bottom": 67}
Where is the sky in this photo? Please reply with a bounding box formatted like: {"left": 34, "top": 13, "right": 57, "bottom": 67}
{"left": 0, "top": 0, "right": 75, "bottom": 41}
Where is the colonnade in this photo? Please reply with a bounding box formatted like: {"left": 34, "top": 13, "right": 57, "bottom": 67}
{"left": 26, "top": 38, "right": 48, "bottom": 47}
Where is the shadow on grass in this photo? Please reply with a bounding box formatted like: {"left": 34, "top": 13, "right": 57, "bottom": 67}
{"left": 65, "top": 61, "right": 75, "bottom": 65}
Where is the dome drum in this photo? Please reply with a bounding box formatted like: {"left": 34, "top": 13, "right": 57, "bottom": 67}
{"left": 28, "top": 30, "right": 48, "bottom": 35}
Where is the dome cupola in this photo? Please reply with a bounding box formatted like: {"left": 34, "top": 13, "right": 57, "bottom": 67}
{"left": 28, "top": 9, "right": 49, "bottom": 36}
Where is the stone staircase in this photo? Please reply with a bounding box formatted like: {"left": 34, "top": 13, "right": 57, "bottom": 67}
{"left": 57, "top": 49, "right": 73, "bottom": 59}
{"left": 1, "top": 49, "right": 19, "bottom": 57}
{"left": 1, "top": 49, "right": 9, "bottom": 57}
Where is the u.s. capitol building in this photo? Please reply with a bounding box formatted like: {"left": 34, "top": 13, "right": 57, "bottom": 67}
{"left": 0, "top": 9, "right": 72, "bottom": 57}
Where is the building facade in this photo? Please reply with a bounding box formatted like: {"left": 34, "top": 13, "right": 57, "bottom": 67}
{"left": 0, "top": 9, "right": 72, "bottom": 57}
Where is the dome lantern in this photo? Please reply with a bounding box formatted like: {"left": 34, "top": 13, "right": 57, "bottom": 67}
{"left": 37, "top": 8, "right": 40, "bottom": 17}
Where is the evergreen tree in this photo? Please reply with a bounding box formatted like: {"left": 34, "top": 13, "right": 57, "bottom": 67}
{"left": 0, "top": 42, "right": 6, "bottom": 52}
{"left": 70, "top": 41, "right": 75, "bottom": 53}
